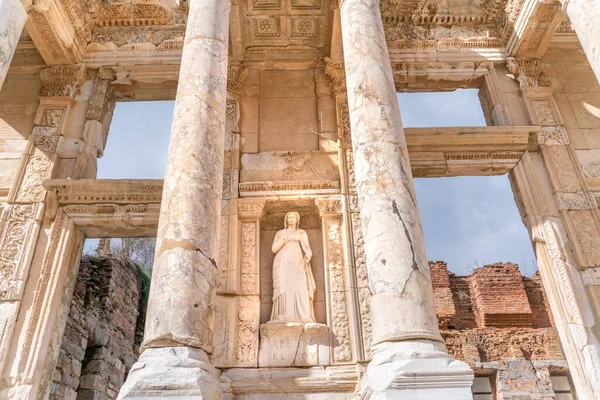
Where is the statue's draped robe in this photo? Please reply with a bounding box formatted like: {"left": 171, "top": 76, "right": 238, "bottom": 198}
{"left": 270, "top": 228, "right": 316, "bottom": 323}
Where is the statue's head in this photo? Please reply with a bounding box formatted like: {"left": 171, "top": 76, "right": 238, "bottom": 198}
{"left": 284, "top": 211, "right": 300, "bottom": 229}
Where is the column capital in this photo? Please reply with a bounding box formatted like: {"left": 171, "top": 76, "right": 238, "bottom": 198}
{"left": 40, "top": 63, "right": 86, "bottom": 98}
{"left": 506, "top": 57, "right": 551, "bottom": 89}
{"left": 227, "top": 61, "right": 249, "bottom": 97}
{"left": 325, "top": 57, "right": 346, "bottom": 94}
{"left": 314, "top": 197, "right": 343, "bottom": 217}
{"left": 237, "top": 200, "right": 266, "bottom": 219}
{"left": 21, "top": 0, "right": 50, "bottom": 13}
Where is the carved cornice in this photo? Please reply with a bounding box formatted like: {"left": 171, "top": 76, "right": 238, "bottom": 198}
{"left": 43, "top": 179, "right": 163, "bottom": 204}
{"left": 239, "top": 181, "right": 340, "bottom": 197}
{"left": 90, "top": 0, "right": 173, "bottom": 27}
{"left": 324, "top": 58, "right": 346, "bottom": 94}
{"left": 40, "top": 63, "right": 87, "bottom": 97}
{"left": 506, "top": 58, "right": 551, "bottom": 88}
{"left": 556, "top": 15, "right": 574, "bottom": 34}
{"left": 24, "top": 0, "right": 92, "bottom": 65}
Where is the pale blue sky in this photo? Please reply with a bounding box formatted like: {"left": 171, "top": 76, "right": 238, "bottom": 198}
{"left": 98, "top": 90, "right": 536, "bottom": 276}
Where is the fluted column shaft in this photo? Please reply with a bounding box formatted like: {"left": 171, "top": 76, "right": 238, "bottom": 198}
{"left": 0, "top": 0, "right": 27, "bottom": 91}
{"left": 143, "top": 0, "right": 231, "bottom": 352}
{"left": 561, "top": 0, "right": 600, "bottom": 84}
{"left": 339, "top": 0, "right": 442, "bottom": 346}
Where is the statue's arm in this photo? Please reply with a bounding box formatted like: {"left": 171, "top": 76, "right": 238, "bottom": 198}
{"left": 272, "top": 231, "right": 286, "bottom": 253}
{"left": 300, "top": 230, "right": 312, "bottom": 261}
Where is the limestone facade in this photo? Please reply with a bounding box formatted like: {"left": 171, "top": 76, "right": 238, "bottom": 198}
{"left": 51, "top": 256, "right": 571, "bottom": 399}
{"left": 0, "top": 0, "right": 599, "bottom": 398}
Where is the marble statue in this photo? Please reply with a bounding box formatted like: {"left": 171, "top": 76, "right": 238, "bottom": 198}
{"left": 269, "top": 211, "right": 316, "bottom": 324}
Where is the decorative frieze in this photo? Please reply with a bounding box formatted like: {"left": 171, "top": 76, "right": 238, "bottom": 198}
{"left": 91, "top": 0, "right": 173, "bottom": 27}
{"left": 44, "top": 179, "right": 163, "bottom": 205}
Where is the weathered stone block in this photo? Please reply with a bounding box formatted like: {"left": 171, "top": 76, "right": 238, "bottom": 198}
{"left": 258, "top": 322, "right": 329, "bottom": 367}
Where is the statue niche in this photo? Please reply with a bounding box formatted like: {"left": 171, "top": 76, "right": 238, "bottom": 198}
{"left": 269, "top": 211, "right": 316, "bottom": 324}
{"left": 258, "top": 211, "right": 330, "bottom": 368}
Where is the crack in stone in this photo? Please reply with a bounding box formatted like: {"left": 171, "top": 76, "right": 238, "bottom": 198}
{"left": 157, "top": 238, "right": 218, "bottom": 269}
{"left": 391, "top": 199, "right": 418, "bottom": 271}
{"left": 195, "top": 246, "right": 218, "bottom": 269}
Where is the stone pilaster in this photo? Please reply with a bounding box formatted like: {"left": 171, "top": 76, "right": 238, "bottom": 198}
{"left": 0, "top": 64, "right": 87, "bottom": 399}
{"left": 559, "top": 0, "right": 600, "bottom": 84}
{"left": 223, "top": 62, "right": 247, "bottom": 201}
{"left": 314, "top": 197, "right": 355, "bottom": 364}
{"left": 71, "top": 74, "right": 116, "bottom": 179}
{"left": 117, "top": 0, "right": 230, "bottom": 397}
{"left": 339, "top": 0, "right": 473, "bottom": 397}
{"left": 0, "top": 0, "right": 27, "bottom": 92}
{"left": 510, "top": 60, "right": 600, "bottom": 399}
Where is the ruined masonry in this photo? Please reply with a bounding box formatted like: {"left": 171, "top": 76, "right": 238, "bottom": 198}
{"left": 0, "top": 0, "right": 599, "bottom": 398}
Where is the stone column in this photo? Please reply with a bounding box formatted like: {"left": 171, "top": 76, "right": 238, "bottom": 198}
{"left": 560, "top": 0, "right": 600, "bottom": 84}
{"left": 0, "top": 0, "right": 27, "bottom": 91}
{"left": 339, "top": 0, "right": 473, "bottom": 397}
{"left": 117, "top": 0, "right": 230, "bottom": 398}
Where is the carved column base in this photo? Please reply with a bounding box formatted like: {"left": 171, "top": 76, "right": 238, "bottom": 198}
{"left": 117, "top": 347, "right": 223, "bottom": 400}
{"left": 359, "top": 341, "right": 473, "bottom": 400}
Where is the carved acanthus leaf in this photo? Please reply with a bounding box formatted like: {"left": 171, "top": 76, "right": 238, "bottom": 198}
{"left": 325, "top": 58, "right": 346, "bottom": 94}
{"left": 538, "top": 126, "right": 569, "bottom": 146}
{"left": 40, "top": 63, "right": 87, "bottom": 97}
{"left": 506, "top": 58, "right": 551, "bottom": 88}
{"left": 314, "top": 197, "right": 343, "bottom": 216}
{"left": 227, "top": 62, "right": 250, "bottom": 96}
{"left": 556, "top": 192, "right": 598, "bottom": 211}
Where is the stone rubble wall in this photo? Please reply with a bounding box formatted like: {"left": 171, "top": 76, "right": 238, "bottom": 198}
{"left": 49, "top": 256, "right": 143, "bottom": 400}
{"left": 431, "top": 262, "right": 568, "bottom": 399}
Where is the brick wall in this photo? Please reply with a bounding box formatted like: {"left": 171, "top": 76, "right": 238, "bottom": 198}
{"left": 49, "top": 256, "right": 143, "bottom": 400}
{"left": 431, "top": 262, "right": 567, "bottom": 399}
